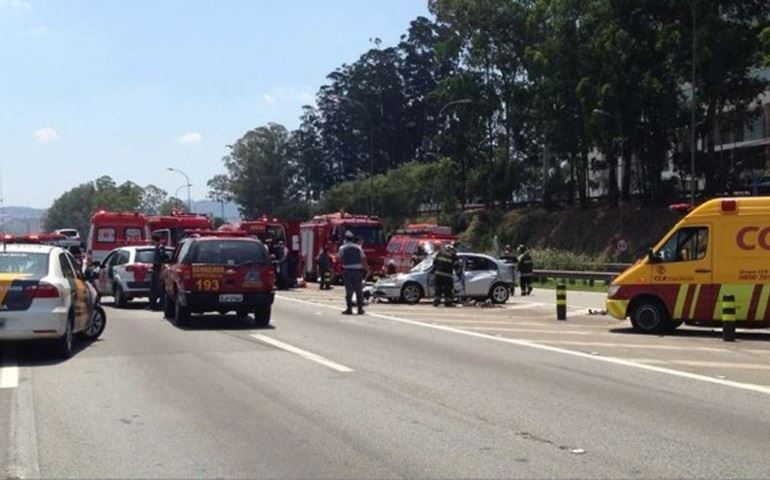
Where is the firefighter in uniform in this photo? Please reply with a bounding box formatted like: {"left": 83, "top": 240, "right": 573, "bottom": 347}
{"left": 339, "top": 231, "right": 368, "bottom": 315}
{"left": 517, "top": 244, "right": 534, "bottom": 296}
{"left": 432, "top": 244, "right": 457, "bottom": 307}
{"left": 316, "top": 245, "right": 333, "bottom": 290}
{"left": 148, "top": 236, "right": 168, "bottom": 310}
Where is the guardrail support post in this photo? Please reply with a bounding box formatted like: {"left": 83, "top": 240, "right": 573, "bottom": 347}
{"left": 556, "top": 283, "right": 567, "bottom": 321}
{"left": 722, "top": 294, "right": 736, "bottom": 342}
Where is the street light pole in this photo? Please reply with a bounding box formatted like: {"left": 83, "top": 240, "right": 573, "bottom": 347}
{"left": 167, "top": 167, "right": 192, "bottom": 212}
{"left": 330, "top": 95, "right": 374, "bottom": 215}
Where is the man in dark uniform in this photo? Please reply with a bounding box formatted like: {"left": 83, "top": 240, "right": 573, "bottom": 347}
{"left": 339, "top": 231, "right": 367, "bottom": 315}
{"left": 316, "top": 244, "right": 333, "bottom": 290}
{"left": 517, "top": 244, "right": 534, "bottom": 296}
{"left": 432, "top": 244, "right": 457, "bottom": 307}
{"left": 148, "top": 236, "right": 168, "bottom": 310}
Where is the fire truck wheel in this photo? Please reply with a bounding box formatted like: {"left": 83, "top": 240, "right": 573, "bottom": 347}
{"left": 254, "top": 304, "right": 271, "bottom": 327}
{"left": 400, "top": 283, "right": 423, "bottom": 305}
{"left": 113, "top": 285, "right": 128, "bottom": 308}
{"left": 174, "top": 295, "right": 191, "bottom": 327}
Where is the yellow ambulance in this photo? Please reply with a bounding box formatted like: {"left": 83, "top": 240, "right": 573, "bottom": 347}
{"left": 607, "top": 197, "right": 770, "bottom": 333}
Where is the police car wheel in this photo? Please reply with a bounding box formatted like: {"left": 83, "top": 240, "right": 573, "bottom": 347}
{"left": 79, "top": 305, "right": 106, "bottom": 341}
{"left": 489, "top": 283, "right": 510, "bottom": 304}
{"left": 401, "top": 283, "right": 422, "bottom": 304}
{"left": 630, "top": 298, "right": 670, "bottom": 334}
{"left": 254, "top": 304, "right": 271, "bottom": 327}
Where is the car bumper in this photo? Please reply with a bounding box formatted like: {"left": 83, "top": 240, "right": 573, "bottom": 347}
{"left": 606, "top": 299, "right": 629, "bottom": 320}
{"left": 179, "top": 291, "right": 275, "bottom": 312}
{"left": 374, "top": 285, "right": 401, "bottom": 298}
{"left": 0, "top": 309, "right": 68, "bottom": 340}
{"left": 123, "top": 281, "right": 151, "bottom": 297}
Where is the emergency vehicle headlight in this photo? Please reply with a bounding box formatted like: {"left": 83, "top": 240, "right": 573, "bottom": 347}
{"left": 607, "top": 285, "right": 620, "bottom": 298}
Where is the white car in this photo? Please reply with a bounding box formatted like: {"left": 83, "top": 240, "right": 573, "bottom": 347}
{"left": 94, "top": 245, "right": 173, "bottom": 307}
{"left": 374, "top": 252, "right": 514, "bottom": 304}
{"left": 0, "top": 243, "right": 106, "bottom": 358}
{"left": 54, "top": 228, "right": 83, "bottom": 248}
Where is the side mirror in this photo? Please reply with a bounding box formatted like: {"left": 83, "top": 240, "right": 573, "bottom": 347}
{"left": 647, "top": 249, "right": 658, "bottom": 263}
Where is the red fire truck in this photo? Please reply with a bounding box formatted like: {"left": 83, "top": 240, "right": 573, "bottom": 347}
{"left": 147, "top": 212, "right": 213, "bottom": 247}
{"left": 220, "top": 216, "right": 303, "bottom": 284}
{"left": 300, "top": 212, "right": 387, "bottom": 281}
{"left": 384, "top": 224, "right": 457, "bottom": 273}
{"left": 86, "top": 211, "right": 150, "bottom": 266}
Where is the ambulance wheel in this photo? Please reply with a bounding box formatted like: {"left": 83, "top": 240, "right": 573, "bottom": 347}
{"left": 630, "top": 297, "right": 671, "bottom": 334}
{"left": 254, "top": 304, "right": 271, "bottom": 327}
{"left": 400, "top": 283, "right": 423, "bottom": 304}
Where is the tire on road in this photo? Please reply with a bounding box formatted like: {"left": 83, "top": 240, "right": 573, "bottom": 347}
{"left": 254, "top": 304, "right": 271, "bottom": 327}
{"left": 489, "top": 282, "right": 511, "bottom": 304}
{"left": 400, "top": 282, "right": 423, "bottom": 305}
{"left": 630, "top": 297, "right": 673, "bottom": 334}
{"left": 113, "top": 284, "right": 128, "bottom": 308}
{"left": 173, "top": 293, "right": 191, "bottom": 327}
{"left": 78, "top": 305, "right": 107, "bottom": 342}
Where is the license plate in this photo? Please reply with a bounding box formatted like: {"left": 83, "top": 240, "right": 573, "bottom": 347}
{"left": 219, "top": 294, "right": 243, "bottom": 303}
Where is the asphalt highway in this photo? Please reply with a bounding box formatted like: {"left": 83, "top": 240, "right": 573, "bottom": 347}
{"left": 2, "top": 289, "right": 770, "bottom": 478}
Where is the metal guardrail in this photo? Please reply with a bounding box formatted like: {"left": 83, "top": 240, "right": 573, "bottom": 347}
{"left": 533, "top": 269, "right": 618, "bottom": 285}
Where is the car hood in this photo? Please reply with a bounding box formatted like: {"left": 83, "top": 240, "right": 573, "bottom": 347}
{"left": 375, "top": 271, "right": 425, "bottom": 287}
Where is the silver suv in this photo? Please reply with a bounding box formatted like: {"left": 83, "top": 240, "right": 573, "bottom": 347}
{"left": 93, "top": 246, "right": 173, "bottom": 307}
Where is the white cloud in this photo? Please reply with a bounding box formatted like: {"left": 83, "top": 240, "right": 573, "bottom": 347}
{"left": 0, "top": 0, "right": 31, "bottom": 9}
{"left": 260, "top": 87, "right": 315, "bottom": 106}
{"left": 177, "top": 132, "right": 202, "bottom": 144}
{"left": 33, "top": 126, "right": 59, "bottom": 143}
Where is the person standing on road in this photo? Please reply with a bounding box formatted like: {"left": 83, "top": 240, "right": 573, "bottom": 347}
{"left": 148, "top": 236, "right": 167, "bottom": 311}
{"left": 517, "top": 244, "right": 534, "bottom": 296}
{"left": 339, "top": 231, "right": 367, "bottom": 315}
{"left": 432, "top": 244, "right": 457, "bottom": 307}
{"left": 275, "top": 240, "right": 290, "bottom": 290}
{"left": 317, "top": 244, "right": 333, "bottom": 290}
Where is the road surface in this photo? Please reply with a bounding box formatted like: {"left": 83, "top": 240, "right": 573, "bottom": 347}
{"left": 2, "top": 288, "right": 770, "bottom": 478}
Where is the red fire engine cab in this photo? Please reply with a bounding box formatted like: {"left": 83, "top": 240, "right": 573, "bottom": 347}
{"left": 384, "top": 224, "right": 457, "bottom": 274}
{"left": 86, "top": 211, "right": 149, "bottom": 266}
{"left": 147, "top": 211, "right": 213, "bottom": 247}
{"left": 300, "top": 212, "right": 387, "bottom": 281}
{"left": 220, "top": 216, "right": 303, "bottom": 282}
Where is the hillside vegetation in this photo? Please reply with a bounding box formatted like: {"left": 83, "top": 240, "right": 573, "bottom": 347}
{"left": 416, "top": 203, "right": 682, "bottom": 265}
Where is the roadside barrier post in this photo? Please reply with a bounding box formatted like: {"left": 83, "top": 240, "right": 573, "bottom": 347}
{"left": 722, "top": 294, "right": 736, "bottom": 342}
{"left": 556, "top": 283, "right": 567, "bottom": 321}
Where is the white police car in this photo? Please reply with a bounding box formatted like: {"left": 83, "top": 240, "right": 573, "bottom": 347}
{"left": 0, "top": 239, "right": 106, "bottom": 358}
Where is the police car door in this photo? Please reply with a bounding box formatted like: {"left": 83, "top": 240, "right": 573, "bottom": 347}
{"left": 463, "top": 255, "right": 498, "bottom": 297}
{"left": 59, "top": 253, "right": 88, "bottom": 330}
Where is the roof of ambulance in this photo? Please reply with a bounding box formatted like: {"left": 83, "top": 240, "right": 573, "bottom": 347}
{"left": 687, "top": 197, "right": 770, "bottom": 219}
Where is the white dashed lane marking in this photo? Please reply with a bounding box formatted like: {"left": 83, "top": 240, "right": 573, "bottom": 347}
{"left": 250, "top": 334, "right": 354, "bottom": 373}
{"left": 0, "top": 354, "right": 19, "bottom": 389}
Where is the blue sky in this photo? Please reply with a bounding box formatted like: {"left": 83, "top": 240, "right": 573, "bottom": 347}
{"left": 0, "top": 0, "right": 430, "bottom": 208}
